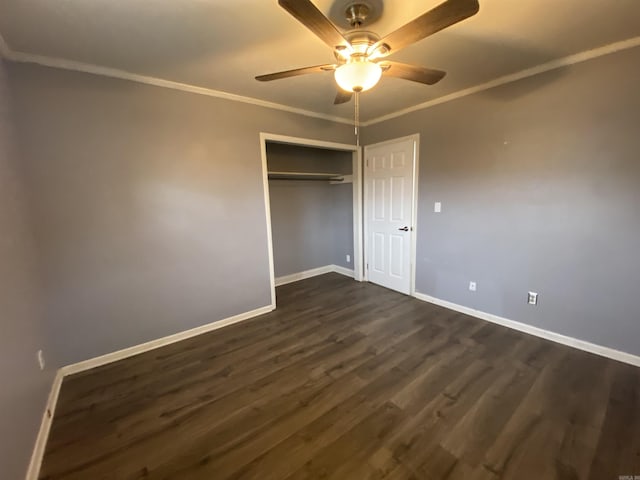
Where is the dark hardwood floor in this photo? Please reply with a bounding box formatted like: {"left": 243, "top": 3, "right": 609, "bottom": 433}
{"left": 40, "top": 273, "right": 640, "bottom": 479}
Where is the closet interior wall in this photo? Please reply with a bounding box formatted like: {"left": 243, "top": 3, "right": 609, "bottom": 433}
{"left": 266, "top": 142, "right": 354, "bottom": 278}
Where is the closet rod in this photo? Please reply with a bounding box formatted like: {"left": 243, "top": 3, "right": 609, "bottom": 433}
{"left": 268, "top": 177, "right": 344, "bottom": 182}
{"left": 267, "top": 171, "right": 345, "bottom": 182}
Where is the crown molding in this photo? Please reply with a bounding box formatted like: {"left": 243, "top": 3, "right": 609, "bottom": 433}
{"left": 361, "top": 36, "right": 640, "bottom": 126}
{"left": 1, "top": 27, "right": 639, "bottom": 128}
{"left": 3, "top": 43, "right": 354, "bottom": 126}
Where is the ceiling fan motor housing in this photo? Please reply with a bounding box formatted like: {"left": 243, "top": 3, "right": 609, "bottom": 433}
{"left": 335, "top": 30, "right": 389, "bottom": 64}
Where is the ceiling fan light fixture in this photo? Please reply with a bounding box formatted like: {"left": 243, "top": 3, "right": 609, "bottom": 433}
{"left": 334, "top": 60, "right": 382, "bottom": 93}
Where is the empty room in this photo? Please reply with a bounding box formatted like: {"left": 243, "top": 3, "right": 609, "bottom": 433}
{"left": 1, "top": 0, "right": 639, "bottom": 478}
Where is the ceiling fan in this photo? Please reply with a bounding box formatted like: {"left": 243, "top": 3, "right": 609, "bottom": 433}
{"left": 256, "top": 0, "right": 480, "bottom": 104}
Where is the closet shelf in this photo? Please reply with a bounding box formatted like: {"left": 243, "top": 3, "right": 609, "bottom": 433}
{"left": 268, "top": 171, "right": 346, "bottom": 182}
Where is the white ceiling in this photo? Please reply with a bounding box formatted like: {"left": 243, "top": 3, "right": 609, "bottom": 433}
{"left": 1, "top": 0, "right": 639, "bottom": 122}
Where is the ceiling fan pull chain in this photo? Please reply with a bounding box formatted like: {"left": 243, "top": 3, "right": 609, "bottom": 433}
{"left": 355, "top": 90, "right": 360, "bottom": 147}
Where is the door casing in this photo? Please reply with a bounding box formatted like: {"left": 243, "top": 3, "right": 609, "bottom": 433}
{"left": 259, "top": 132, "right": 364, "bottom": 307}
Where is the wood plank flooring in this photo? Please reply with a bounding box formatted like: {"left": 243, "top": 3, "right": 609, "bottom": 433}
{"left": 40, "top": 273, "right": 640, "bottom": 479}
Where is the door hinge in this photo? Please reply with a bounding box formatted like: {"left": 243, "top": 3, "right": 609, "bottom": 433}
{"left": 366, "top": 263, "right": 369, "bottom": 270}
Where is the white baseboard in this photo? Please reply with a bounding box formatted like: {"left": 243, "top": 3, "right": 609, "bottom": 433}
{"left": 28, "top": 303, "right": 275, "bottom": 478}
{"left": 333, "top": 264, "right": 355, "bottom": 278}
{"left": 413, "top": 292, "right": 640, "bottom": 368}
{"left": 26, "top": 370, "right": 64, "bottom": 480}
{"left": 275, "top": 266, "right": 335, "bottom": 287}
{"left": 275, "top": 264, "right": 354, "bottom": 287}
{"left": 60, "top": 304, "right": 275, "bottom": 376}
{"left": 25, "top": 285, "right": 638, "bottom": 479}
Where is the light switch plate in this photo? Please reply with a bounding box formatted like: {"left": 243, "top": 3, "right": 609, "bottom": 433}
{"left": 469, "top": 281, "right": 477, "bottom": 292}
{"left": 434, "top": 202, "right": 442, "bottom": 213}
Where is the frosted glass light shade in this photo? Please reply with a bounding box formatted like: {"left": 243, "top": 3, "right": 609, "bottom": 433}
{"left": 334, "top": 61, "right": 382, "bottom": 92}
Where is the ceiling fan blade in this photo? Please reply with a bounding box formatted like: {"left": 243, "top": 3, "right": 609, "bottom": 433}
{"left": 334, "top": 90, "right": 353, "bottom": 105}
{"left": 278, "top": 0, "right": 352, "bottom": 51}
{"left": 372, "top": 0, "right": 479, "bottom": 57}
{"left": 380, "top": 61, "right": 446, "bottom": 85}
{"left": 256, "top": 64, "right": 336, "bottom": 82}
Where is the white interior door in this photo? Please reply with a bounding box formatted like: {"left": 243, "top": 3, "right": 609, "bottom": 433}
{"left": 364, "top": 137, "right": 417, "bottom": 295}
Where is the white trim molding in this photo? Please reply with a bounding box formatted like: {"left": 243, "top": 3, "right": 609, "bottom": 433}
{"left": 260, "top": 133, "right": 356, "bottom": 152}
{"left": 17, "top": 51, "right": 354, "bottom": 125}
{"left": 333, "top": 265, "right": 355, "bottom": 278}
{"left": 352, "top": 147, "right": 364, "bottom": 282}
{"left": 29, "top": 261, "right": 353, "bottom": 474}
{"left": 26, "top": 370, "right": 64, "bottom": 480}
{"left": 413, "top": 291, "right": 640, "bottom": 368}
{"left": 60, "top": 304, "right": 275, "bottom": 376}
{"left": 6, "top": 49, "right": 353, "bottom": 125}
{"left": 25, "top": 267, "right": 358, "bottom": 477}
{"left": 1, "top": 29, "right": 638, "bottom": 128}
{"left": 260, "top": 132, "right": 363, "bottom": 303}
{"left": 275, "top": 264, "right": 354, "bottom": 287}
{"left": 275, "top": 266, "right": 334, "bottom": 287}
{"left": 362, "top": 36, "right": 640, "bottom": 126}
{"left": 26, "top": 303, "right": 275, "bottom": 479}
{"left": 259, "top": 133, "right": 278, "bottom": 307}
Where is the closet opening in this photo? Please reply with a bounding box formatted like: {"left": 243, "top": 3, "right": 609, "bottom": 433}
{"left": 259, "top": 133, "right": 363, "bottom": 307}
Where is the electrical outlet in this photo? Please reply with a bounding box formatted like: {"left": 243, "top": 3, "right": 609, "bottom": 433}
{"left": 37, "top": 350, "right": 45, "bottom": 371}
{"left": 346, "top": 254, "right": 351, "bottom": 263}
{"left": 527, "top": 292, "right": 538, "bottom": 305}
{"left": 434, "top": 202, "right": 442, "bottom": 213}
{"left": 469, "top": 281, "right": 477, "bottom": 292}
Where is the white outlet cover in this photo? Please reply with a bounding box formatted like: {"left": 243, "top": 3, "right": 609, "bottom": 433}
{"left": 469, "top": 281, "right": 477, "bottom": 292}
{"left": 346, "top": 254, "right": 351, "bottom": 263}
{"left": 434, "top": 202, "right": 442, "bottom": 213}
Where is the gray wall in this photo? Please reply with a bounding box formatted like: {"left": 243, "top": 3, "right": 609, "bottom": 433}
{"left": 267, "top": 143, "right": 353, "bottom": 277}
{"left": 330, "top": 183, "right": 354, "bottom": 270}
{"left": 363, "top": 46, "right": 640, "bottom": 356}
{"left": 8, "top": 63, "right": 355, "bottom": 366}
{"left": 0, "top": 60, "right": 54, "bottom": 480}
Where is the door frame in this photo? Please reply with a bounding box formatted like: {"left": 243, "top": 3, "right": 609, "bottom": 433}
{"left": 259, "top": 132, "right": 364, "bottom": 307}
{"left": 363, "top": 134, "right": 420, "bottom": 296}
